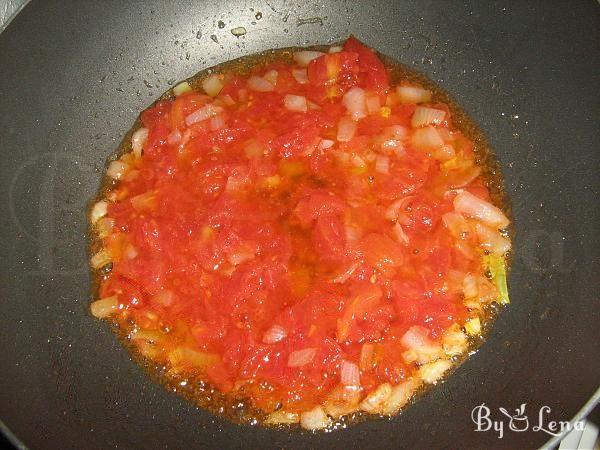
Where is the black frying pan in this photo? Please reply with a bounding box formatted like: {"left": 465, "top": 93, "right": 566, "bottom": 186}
{"left": 1, "top": 1, "right": 598, "bottom": 449}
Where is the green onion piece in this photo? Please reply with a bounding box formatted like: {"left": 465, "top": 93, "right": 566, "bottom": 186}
{"left": 485, "top": 255, "right": 510, "bottom": 304}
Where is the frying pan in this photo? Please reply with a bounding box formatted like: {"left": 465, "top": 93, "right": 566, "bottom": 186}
{"left": 0, "top": 1, "right": 598, "bottom": 448}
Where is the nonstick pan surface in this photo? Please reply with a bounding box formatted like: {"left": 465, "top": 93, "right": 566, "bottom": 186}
{"left": 0, "top": 1, "right": 598, "bottom": 449}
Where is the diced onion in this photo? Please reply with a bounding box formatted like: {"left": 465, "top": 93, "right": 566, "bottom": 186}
{"left": 247, "top": 75, "right": 275, "bottom": 92}
{"left": 168, "top": 347, "right": 219, "bottom": 369}
{"left": 393, "top": 223, "right": 409, "bottom": 245}
{"left": 265, "top": 410, "right": 299, "bottom": 425}
{"left": 331, "top": 261, "right": 360, "bottom": 283}
{"left": 90, "top": 201, "right": 108, "bottom": 224}
{"left": 359, "top": 343, "right": 375, "bottom": 370}
{"left": 411, "top": 106, "right": 446, "bottom": 128}
{"left": 292, "top": 68, "right": 308, "bottom": 84}
{"left": 227, "top": 247, "right": 255, "bottom": 266}
{"left": 434, "top": 144, "right": 456, "bottom": 161}
{"left": 173, "top": 81, "right": 192, "bottom": 96}
{"left": 221, "top": 94, "right": 235, "bottom": 106}
{"left": 337, "top": 116, "right": 357, "bottom": 142}
{"left": 345, "top": 225, "right": 362, "bottom": 242}
{"left": 442, "top": 324, "right": 467, "bottom": 356}
{"left": 442, "top": 211, "right": 470, "bottom": 238}
{"left": 360, "top": 383, "right": 392, "bottom": 414}
{"left": 91, "top": 249, "right": 111, "bottom": 269}
{"left": 328, "top": 45, "right": 343, "bottom": 53}
{"left": 397, "top": 85, "right": 432, "bottom": 104}
{"left": 107, "top": 160, "right": 128, "bottom": 179}
{"left": 411, "top": 126, "right": 444, "bottom": 150}
{"left": 262, "top": 325, "right": 287, "bottom": 344}
{"left": 210, "top": 114, "right": 226, "bottom": 130}
{"left": 318, "top": 139, "right": 335, "bottom": 150}
{"left": 125, "top": 245, "right": 138, "bottom": 260}
{"left": 465, "top": 317, "right": 482, "bottom": 336}
{"left": 185, "top": 104, "right": 223, "bottom": 126}
{"left": 340, "top": 360, "right": 361, "bottom": 386}
{"left": 400, "top": 325, "right": 430, "bottom": 349}
{"left": 463, "top": 273, "right": 478, "bottom": 298}
{"left": 263, "top": 69, "right": 278, "bottom": 85}
{"left": 385, "top": 195, "right": 414, "bottom": 221}
{"left": 386, "top": 125, "right": 408, "bottom": 140}
{"left": 131, "top": 127, "right": 148, "bottom": 158}
{"left": 351, "top": 155, "right": 366, "bottom": 168}
{"left": 293, "top": 50, "right": 324, "bottom": 67}
{"left": 474, "top": 222, "right": 512, "bottom": 254}
{"left": 453, "top": 191, "right": 510, "bottom": 228}
{"left": 366, "top": 93, "right": 381, "bottom": 115}
{"left": 418, "top": 359, "right": 452, "bottom": 384}
{"left": 382, "top": 378, "right": 419, "bottom": 415}
{"left": 90, "top": 295, "right": 119, "bottom": 318}
{"left": 300, "top": 406, "right": 330, "bottom": 430}
{"left": 167, "top": 128, "right": 182, "bottom": 146}
{"left": 342, "top": 87, "right": 367, "bottom": 120}
{"left": 202, "top": 74, "right": 224, "bottom": 97}
{"left": 375, "top": 155, "right": 390, "bottom": 174}
{"left": 96, "top": 217, "right": 114, "bottom": 238}
{"left": 288, "top": 347, "right": 317, "bottom": 367}
{"left": 283, "top": 94, "right": 308, "bottom": 113}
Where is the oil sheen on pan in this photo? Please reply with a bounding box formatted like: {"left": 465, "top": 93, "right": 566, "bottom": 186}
{"left": 88, "top": 37, "right": 511, "bottom": 431}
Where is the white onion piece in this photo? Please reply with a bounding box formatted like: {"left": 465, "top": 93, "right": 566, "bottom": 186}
{"left": 418, "top": 359, "right": 452, "bottom": 384}
{"left": 397, "top": 85, "right": 432, "bottom": 104}
{"left": 340, "top": 360, "right": 361, "bottom": 386}
{"left": 283, "top": 94, "right": 308, "bottom": 113}
{"left": 292, "top": 68, "right": 308, "bottom": 84}
{"left": 222, "top": 94, "right": 235, "bottom": 106}
{"left": 360, "top": 383, "right": 393, "bottom": 414}
{"left": 434, "top": 144, "right": 456, "bottom": 161}
{"left": 337, "top": 116, "right": 357, "bottom": 142}
{"left": 227, "top": 248, "right": 255, "bottom": 265}
{"left": 385, "top": 196, "right": 414, "bottom": 221}
{"left": 351, "top": 155, "right": 366, "bottom": 168}
{"left": 386, "top": 125, "right": 408, "bottom": 140}
{"left": 131, "top": 127, "right": 148, "bottom": 158}
{"left": 202, "top": 74, "right": 223, "bottom": 97}
{"left": 328, "top": 45, "right": 343, "bottom": 53}
{"left": 400, "top": 325, "right": 430, "bottom": 349}
{"left": 442, "top": 211, "right": 470, "bottom": 238}
{"left": 262, "top": 325, "right": 287, "bottom": 344}
{"left": 442, "top": 324, "right": 468, "bottom": 356}
{"left": 318, "top": 139, "right": 335, "bottom": 150}
{"left": 265, "top": 410, "right": 299, "bottom": 425}
{"left": 90, "top": 295, "right": 119, "bottom": 318}
{"left": 90, "top": 249, "right": 111, "bottom": 269}
{"left": 345, "top": 226, "right": 362, "bottom": 242}
{"left": 342, "top": 87, "right": 367, "bottom": 120}
{"left": 474, "top": 222, "right": 512, "bottom": 254}
{"left": 288, "top": 347, "right": 317, "bottom": 367}
{"left": 300, "top": 406, "right": 330, "bottom": 430}
{"left": 463, "top": 273, "right": 478, "bottom": 298}
{"left": 153, "top": 289, "right": 175, "bottom": 307}
{"left": 454, "top": 191, "right": 510, "bottom": 228}
{"left": 125, "top": 245, "right": 138, "bottom": 260}
{"left": 247, "top": 76, "right": 275, "bottom": 92}
{"left": 411, "top": 126, "right": 444, "bottom": 150}
{"left": 90, "top": 201, "right": 108, "bottom": 224}
{"left": 375, "top": 155, "right": 390, "bottom": 174}
{"left": 411, "top": 106, "right": 446, "bottom": 128}
{"left": 173, "top": 81, "right": 192, "bottom": 96}
{"left": 210, "top": 114, "right": 226, "bottom": 130}
{"left": 237, "top": 88, "right": 249, "bottom": 101}
{"left": 185, "top": 104, "right": 223, "bottom": 126}
{"left": 393, "top": 223, "right": 409, "bottom": 245}
{"left": 332, "top": 261, "right": 361, "bottom": 283}
{"left": 293, "top": 50, "right": 324, "bottom": 67}
{"left": 167, "top": 129, "right": 182, "bottom": 146}
{"left": 107, "top": 160, "right": 128, "bottom": 179}
{"left": 263, "top": 69, "right": 278, "bottom": 85}
{"left": 366, "top": 93, "right": 381, "bottom": 115}
{"left": 382, "top": 378, "right": 419, "bottom": 415}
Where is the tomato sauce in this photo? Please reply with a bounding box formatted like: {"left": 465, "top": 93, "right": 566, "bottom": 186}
{"left": 90, "top": 37, "right": 511, "bottom": 428}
